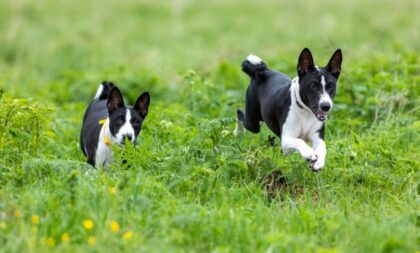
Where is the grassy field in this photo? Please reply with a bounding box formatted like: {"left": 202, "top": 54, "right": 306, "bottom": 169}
{"left": 0, "top": 0, "right": 419, "bottom": 252}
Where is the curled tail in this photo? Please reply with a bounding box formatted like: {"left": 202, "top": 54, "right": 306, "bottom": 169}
{"left": 242, "top": 54, "right": 268, "bottom": 79}
{"left": 93, "top": 81, "right": 115, "bottom": 100}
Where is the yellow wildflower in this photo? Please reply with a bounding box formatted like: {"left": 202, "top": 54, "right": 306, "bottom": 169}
{"left": 110, "top": 220, "right": 120, "bottom": 233}
{"left": 87, "top": 236, "right": 96, "bottom": 245}
{"left": 31, "top": 215, "right": 40, "bottom": 225}
{"left": 83, "top": 219, "right": 94, "bottom": 230}
{"left": 109, "top": 186, "right": 117, "bottom": 195}
{"left": 123, "top": 230, "right": 133, "bottom": 240}
{"left": 14, "top": 210, "right": 23, "bottom": 218}
{"left": 61, "top": 232, "right": 70, "bottom": 242}
{"left": 44, "top": 237, "right": 56, "bottom": 247}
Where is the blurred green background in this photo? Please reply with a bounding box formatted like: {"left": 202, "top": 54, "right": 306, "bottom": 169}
{"left": 1, "top": 0, "right": 418, "bottom": 100}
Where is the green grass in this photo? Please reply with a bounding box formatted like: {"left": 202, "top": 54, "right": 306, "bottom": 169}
{"left": 0, "top": 0, "right": 419, "bottom": 252}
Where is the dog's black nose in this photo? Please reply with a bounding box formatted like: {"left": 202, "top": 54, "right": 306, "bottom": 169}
{"left": 320, "top": 102, "right": 331, "bottom": 112}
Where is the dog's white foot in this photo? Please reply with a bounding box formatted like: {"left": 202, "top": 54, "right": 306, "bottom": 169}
{"left": 302, "top": 148, "right": 322, "bottom": 171}
{"left": 234, "top": 121, "right": 245, "bottom": 137}
{"left": 302, "top": 148, "right": 318, "bottom": 162}
{"left": 311, "top": 159, "right": 324, "bottom": 171}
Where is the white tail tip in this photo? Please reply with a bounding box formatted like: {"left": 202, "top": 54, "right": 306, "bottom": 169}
{"left": 93, "top": 83, "right": 104, "bottom": 99}
{"left": 247, "top": 54, "right": 262, "bottom": 65}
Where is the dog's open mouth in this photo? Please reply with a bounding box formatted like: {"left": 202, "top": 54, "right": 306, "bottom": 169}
{"left": 315, "top": 110, "right": 328, "bottom": 121}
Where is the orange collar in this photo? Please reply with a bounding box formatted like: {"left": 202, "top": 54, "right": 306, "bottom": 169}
{"left": 99, "top": 118, "right": 112, "bottom": 147}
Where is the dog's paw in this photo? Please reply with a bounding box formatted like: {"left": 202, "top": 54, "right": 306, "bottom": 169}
{"left": 236, "top": 109, "right": 245, "bottom": 122}
{"left": 310, "top": 159, "right": 324, "bottom": 172}
{"left": 303, "top": 149, "right": 318, "bottom": 163}
{"left": 233, "top": 121, "right": 245, "bottom": 137}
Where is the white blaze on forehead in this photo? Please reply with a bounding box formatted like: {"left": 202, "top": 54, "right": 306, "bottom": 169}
{"left": 321, "top": 75, "right": 326, "bottom": 88}
{"left": 247, "top": 54, "right": 262, "bottom": 65}
{"left": 94, "top": 83, "right": 104, "bottom": 99}
{"left": 115, "top": 109, "right": 135, "bottom": 143}
{"left": 320, "top": 75, "right": 332, "bottom": 109}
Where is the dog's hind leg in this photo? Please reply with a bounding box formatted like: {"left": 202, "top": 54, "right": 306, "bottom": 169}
{"left": 235, "top": 54, "right": 266, "bottom": 136}
{"left": 235, "top": 107, "right": 262, "bottom": 136}
{"left": 234, "top": 109, "right": 246, "bottom": 136}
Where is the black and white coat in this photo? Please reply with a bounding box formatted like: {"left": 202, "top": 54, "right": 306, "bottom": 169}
{"left": 235, "top": 48, "right": 343, "bottom": 171}
{"left": 80, "top": 81, "right": 150, "bottom": 168}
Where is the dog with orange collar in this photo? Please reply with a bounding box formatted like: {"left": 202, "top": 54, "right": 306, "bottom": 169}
{"left": 80, "top": 81, "right": 150, "bottom": 168}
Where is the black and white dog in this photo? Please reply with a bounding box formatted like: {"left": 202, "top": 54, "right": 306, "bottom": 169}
{"left": 235, "top": 48, "right": 342, "bottom": 171}
{"left": 80, "top": 81, "right": 150, "bottom": 168}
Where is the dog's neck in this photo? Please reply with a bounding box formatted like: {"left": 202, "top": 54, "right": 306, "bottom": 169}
{"left": 291, "top": 77, "right": 311, "bottom": 113}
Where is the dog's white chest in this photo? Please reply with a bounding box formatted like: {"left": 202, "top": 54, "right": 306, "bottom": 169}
{"left": 282, "top": 109, "right": 322, "bottom": 141}
{"left": 282, "top": 78, "right": 324, "bottom": 140}
{"left": 95, "top": 121, "right": 113, "bottom": 168}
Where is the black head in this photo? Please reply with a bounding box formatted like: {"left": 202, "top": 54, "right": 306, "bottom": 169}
{"left": 107, "top": 87, "right": 150, "bottom": 145}
{"left": 296, "top": 48, "right": 343, "bottom": 121}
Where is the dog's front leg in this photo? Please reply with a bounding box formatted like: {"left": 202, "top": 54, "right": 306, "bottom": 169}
{"left": 281, "top": 136, "right": 318, "bottom": 164}
{"left": 311, "top": 134, "right": 326, "bottom": 171}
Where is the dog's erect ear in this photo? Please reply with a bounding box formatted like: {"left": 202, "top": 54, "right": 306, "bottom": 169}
{"left": 326, "top": 49, "right": 342, "bottom": 78}
{"left": 107, "top": 87, "right": 125, "bottom": 114}
{"left": 134, "top": 92, "right": 150, "bottom": 118}
{"left": 297, "top": 48, "right": 316, "bottom": 76}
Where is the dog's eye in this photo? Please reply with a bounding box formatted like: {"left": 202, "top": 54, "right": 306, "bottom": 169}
{"left": 131, "top": 118, "right": 140, "bottom": 125}
{"left": 310, "top": 82, "right": 318, "bottom": 89}
{"left": 327, "top": 83, "right": 335, "bottom": 90}
{"left": 116, "top": 117, "right": 124, "bottom": 124}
